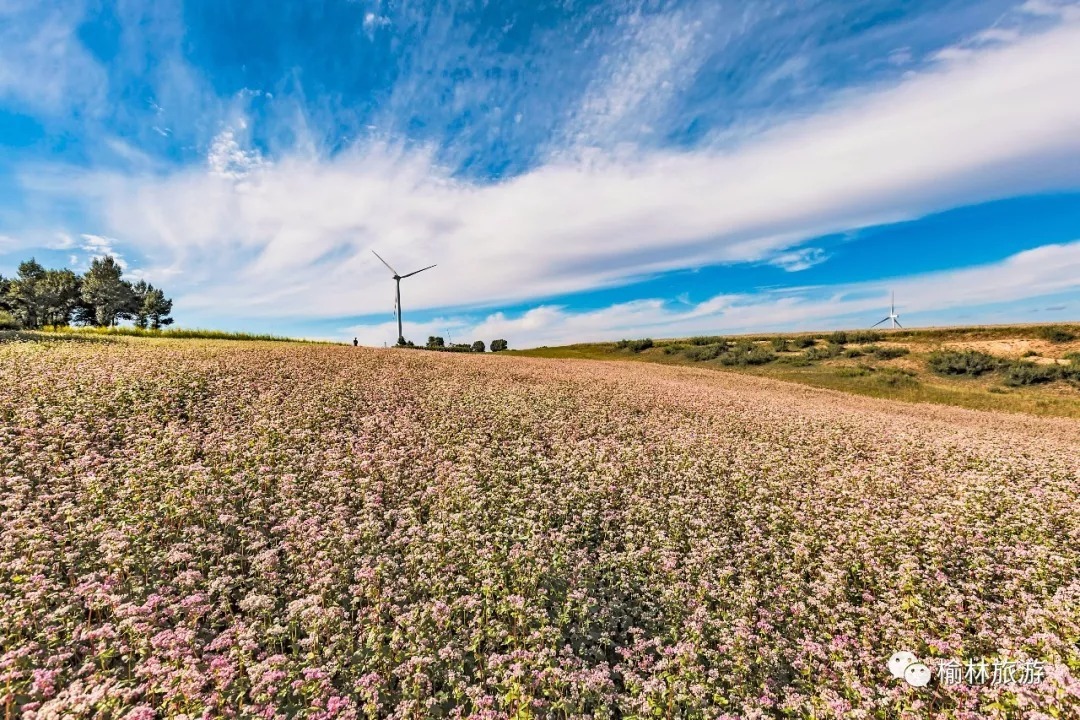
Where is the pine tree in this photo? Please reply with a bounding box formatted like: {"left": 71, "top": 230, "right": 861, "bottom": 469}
{"left": 131, "top": 280, "right": 151, "bottom": 329}
{"left": 80, "top": 256, "right": 135, "bottom": 327}
{"left": 142, "top": 287, "right": 174, "bottom": 329}
{"left": 8, "top": 259, "right": 47, "bottom": 329}
{"left": 0, "top": 274, "right": 10, "bottom": 312}
{"left": 38, "top": 269, "right": 81, "bottom": 326}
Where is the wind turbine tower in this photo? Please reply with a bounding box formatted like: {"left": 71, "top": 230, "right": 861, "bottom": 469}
{"left": 372, "top": 250, "right": 437, "bottom": 346}
{"left": 871, "top": 292, "right": 903, "bottom": 329}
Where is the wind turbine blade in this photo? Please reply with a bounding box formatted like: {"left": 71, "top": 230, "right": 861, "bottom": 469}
{"left": 372, "top": 250, "right": 400, "bottom": 276}
{"left": 870, "top": 318, "right": 889, "bottom": 328}
{"left": 894, "top": 319, "right": 904, "bottom": 329}
{"left": 401, "top": 264, "right": 437, "bottom": 279}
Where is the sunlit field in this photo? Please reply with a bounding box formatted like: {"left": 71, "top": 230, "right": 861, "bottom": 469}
{"left": 2, "top": 339, "right": 1079, "bottom": 719}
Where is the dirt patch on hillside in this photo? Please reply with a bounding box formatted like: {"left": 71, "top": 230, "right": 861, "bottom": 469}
{"left": 945, "top": 338, "right": 1080, "bottom": 360}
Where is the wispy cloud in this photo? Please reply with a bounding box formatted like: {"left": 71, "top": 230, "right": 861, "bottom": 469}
{"left": 0, "top": 0, "right": 107, "bottom": 115}
{"left": 555, "top": 7, "right": 715, "bottom": 153}
{"left": 3, "top": 1, "right": 1080, "bottom": 339}
{"left": 767, "top": 248, "right": 829, "bottom": 273}
{"left": 32, "top": 15, "right": 1076, "bottom": 324}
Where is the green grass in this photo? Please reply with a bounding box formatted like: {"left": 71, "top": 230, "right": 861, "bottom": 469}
{"left": 740, "top": 363, "right": 1080, "bottom": 418}
{"left": 508, "top": 323, "right": 1080, "bottom": 418}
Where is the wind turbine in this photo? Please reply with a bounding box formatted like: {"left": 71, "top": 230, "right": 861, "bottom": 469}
{"left": 372, "top": 250, "right": 437, "bottom": 346}
{"left": 871, "top": 292, "right": 903, "bottom": 329}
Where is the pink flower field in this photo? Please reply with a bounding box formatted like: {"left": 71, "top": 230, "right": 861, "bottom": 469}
{"left": 1, "top": 340, "right": 1078, "bottom": 719}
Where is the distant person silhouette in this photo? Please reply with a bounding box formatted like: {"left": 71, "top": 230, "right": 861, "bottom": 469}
{"left": 353, "top": 337, "right": 358, "bottom": 347}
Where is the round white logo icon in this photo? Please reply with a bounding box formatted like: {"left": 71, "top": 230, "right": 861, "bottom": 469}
{"left": 904, "top": 662, "right": 932, "bottom": 687}
{"left": 888, "top": 650, "right": 918, "bottom": 679}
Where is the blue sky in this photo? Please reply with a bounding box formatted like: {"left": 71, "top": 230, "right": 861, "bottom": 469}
{"left": 1, "top": 0, "right": 1079, "bottom": 346}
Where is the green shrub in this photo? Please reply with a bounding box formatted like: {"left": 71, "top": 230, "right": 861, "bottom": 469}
{"left": 777, "top": 354, "right": 812, "bottom": 366}
{"left": 843, "top": 348, "right": 864, "bottom": 359}
{"left": 1021, "top": 350, "right": 1038, "bottom": 358}
{"left": 927, "top": 349, "right": 1003, "bottom": 376}
{"left": 872, "top": 346, "right": 910, "bottom": 360}
{"left": 732, "top": 339, "right": 754, "bottom": 352}
{"left": 804, "top": 343, "right": 844, "bottom": 361}
{"left": 684, "top": 344, "right": 724, "bottom": 362}
{"left": 1003, "top": 362, "right": 1061, "bottom": 386}
{"left": 1034, "top": 326, "right": 1076, "bottom": 343}
{"left": 745, "top": 347, "right": 777, "bottom": 365}
{"left": 848, "top": 330, "right": 883, "bottom": 344}
{"left": 0, "top": 310, "right": 20, "bottom": 331}
{"left": 688, "top": 335, "right": 726, "bottom": 346}
{"left": 663, "top": 344, "right": 687, "bottom": 355}
{"left": 1063, "top": 352, "right": 1080, "bottom": 365}
{"left": 792, "top": 336, "right": 816, "bottom": 349}
{"left": 828, "top": 331, "right": 849, "bottom": 345}
{"left": 615, "top": 338, "right": 653, "bottom": 352}
{"left": 770, "top": 337, "right": 789, "bottom": 352}
{"left": 718, "top": 343, "right": 776, "bottom": 366}
{"left": 876, "top": 368, "right": 919, "bottom": 387}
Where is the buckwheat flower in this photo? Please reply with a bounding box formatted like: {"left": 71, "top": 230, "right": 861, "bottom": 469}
{"left": 238, "top": 593, "right": 275, "bottom": 614}
{"left": 32, "top": 668, "right": 59, "bottom": 698}
{"left": 121, "top": 705, "right": 156, "bottom": 720}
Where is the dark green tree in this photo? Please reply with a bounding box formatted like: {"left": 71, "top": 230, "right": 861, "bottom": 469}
{"left": 490, "top": 339, "right": 508, "bottom": 352}
{"left": 0, "top": 274, "right": 10, "bottom": 312}
{"left": 471, "top": 340, "right": 485, "bottom": 353}
{"left": 7, "top": 259, "right": 47, "bottom": 329}
{"left": 427, "top": 336, "right": 445, "bottom": 348}
{"left": 141, "top": 286, "right": 174, "bottom": 330}
{"left": 38, "top": 269, "right": 81, "bottom": 326}
{"left": 131, "top": 280, "right": 151, "bottom": 329}
{"left": 80, "top": 256, "right": 135, "bottom": 327}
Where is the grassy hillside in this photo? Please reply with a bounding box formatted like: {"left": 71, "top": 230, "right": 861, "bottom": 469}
{"left": 509, "top": 323, "right": 1080, "bottom": 418}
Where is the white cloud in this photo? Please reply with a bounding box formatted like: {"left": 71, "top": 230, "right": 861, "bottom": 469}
{"left": 0, "top": 0, "right": 107, "bottom": 114}
{"left": 972, "top": 27, "right": 1022, "bottom": 45}
{"left": 79, "top": 233, "right": 126, "bottom": 267}
{"left": 888, "top": 48, "right": 913, "bottom": 66}
{"left": 767, "top": 247, "right": 829, "bottom": 272}
{"left": 1019, "top": 0, "right": 1080, "bottom": 19}
{"left": 556, "top": 9, "right": 713, "bottom": 153}
{"left": 46, "top": 232, "right": 76, "bottom": 250}
{"left": 344, "top": 240, "right": 1080, "bottom": 347}
{"left": 14, "top": 12, "right": 1080, "bottom": 328}
{"left": 207, "top": 128, "right": 268, "bottom": 180}
{"left": 363, "top": 12, "right": 391, "bottom": 33}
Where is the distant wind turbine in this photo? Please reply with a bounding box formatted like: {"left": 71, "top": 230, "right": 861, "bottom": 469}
{"left": 372, "top": 250, "right": 437, "bottom": 346}
{"left": 871, "top": 292, "right": 903, "bottom": 329}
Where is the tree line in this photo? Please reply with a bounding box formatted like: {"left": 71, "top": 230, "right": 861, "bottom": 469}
{"left": 408, "top": 336, "right": 508, "bottom": 352}
{"left": 0, "top": 256, "right": 174, "bottom": 331}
